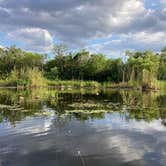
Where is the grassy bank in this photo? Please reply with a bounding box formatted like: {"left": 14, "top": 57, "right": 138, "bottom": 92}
{"left": 102, "top": 80, "right": 166, "bottom": 91}
{"left": 0, "top": 74, "right": 166, "bottom": 91}
{"left": 103, "top": 82, "right": 135, "bottom": 89}
{"left": 47, "top": 80, "right": 100, "bottom": 89}
{"left": 0, "top": 79, "right": 101, "bottom": 89}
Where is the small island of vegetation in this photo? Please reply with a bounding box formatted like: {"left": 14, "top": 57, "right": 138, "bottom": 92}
{"left": 0, "top": 44, "right": 166, "bottom": 90}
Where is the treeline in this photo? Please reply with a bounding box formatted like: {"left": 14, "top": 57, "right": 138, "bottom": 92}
{"left": 44, "top": 45, "right": 166, "bottom": 88}
{"left": 0, "top": 45, "right": 166, "bottom": 88}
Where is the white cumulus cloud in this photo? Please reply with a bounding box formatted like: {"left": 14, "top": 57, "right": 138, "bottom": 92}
{"left": 8, "top": 28, "right": 53, "bottom": 52}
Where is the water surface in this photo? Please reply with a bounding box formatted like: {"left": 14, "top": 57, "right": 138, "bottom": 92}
{"left": 0, "top": 89, "right": 166, "bottom": 166}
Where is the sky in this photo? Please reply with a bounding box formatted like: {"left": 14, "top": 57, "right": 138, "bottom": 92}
{"left": 0, "top": 0, "right": 166, "bottom": 58}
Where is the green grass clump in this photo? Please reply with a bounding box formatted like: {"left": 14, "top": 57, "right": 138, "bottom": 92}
{"left": 47, "top": 80, "right": 100, "bottom": 88}
{"left": 25, "top": 68, "right": 46, "bottom": 88}
{"left": 156, "top": 81, "right": 166, "bottom": 91}
{"left": 102, "top": 81, "right": 134, "bottom": 89}
{"left": 0, "top": 68, "right": 46, "bottom": 88}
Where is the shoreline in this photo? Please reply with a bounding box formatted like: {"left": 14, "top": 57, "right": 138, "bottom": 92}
{"left": 0, "top": 84, "right": 161, "bottom": 92}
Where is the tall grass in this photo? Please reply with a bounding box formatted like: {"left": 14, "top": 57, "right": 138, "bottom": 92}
{"left": 0, "top": 68, "right": 46, "bottom": 88}
{"left": 1, "top": 68, "right": 166, "bottom": 91}
{"left": 156, "top": 81, "right": 166, "bottom": 91}
{"left": 25, "top": 68, "right": 46, "bottom": 88}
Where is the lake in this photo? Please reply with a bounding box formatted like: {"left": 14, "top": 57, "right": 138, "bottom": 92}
{"left": 0, "top": 88, "right": 166, "bottom": 166}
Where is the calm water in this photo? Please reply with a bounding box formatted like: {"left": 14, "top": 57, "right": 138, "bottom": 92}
{"left": 0, "top": 88, "right": 166, "bottom": 166}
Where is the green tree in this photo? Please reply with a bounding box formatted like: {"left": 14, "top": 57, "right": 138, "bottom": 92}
{"left": 158, "top": 47, "right": 166, "bottom": 80}
{"left": 53, "top": 44, "right": 68, "bottom": 77}
{"left": 126, "top": 50, "right": 159, "bottom": 87}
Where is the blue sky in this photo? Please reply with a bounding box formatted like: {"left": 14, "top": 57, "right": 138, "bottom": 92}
{"left": 0, "top": 0, "right": 166, "bottom": 58}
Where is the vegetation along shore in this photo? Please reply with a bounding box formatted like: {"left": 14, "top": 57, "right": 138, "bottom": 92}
{"left": 1, "top": 44, "right": 166, "bottom": 90}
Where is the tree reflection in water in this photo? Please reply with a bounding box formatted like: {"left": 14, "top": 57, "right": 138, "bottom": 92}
{"left": 0, "top": 88, "right": 166, "bottom": 126}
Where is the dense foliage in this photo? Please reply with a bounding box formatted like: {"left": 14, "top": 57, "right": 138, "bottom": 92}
{"left": 44, "top": 48, "right": 124, "bottom": 82}
{"left": 44, "top": 45, "right": 162, "bottom": 87}
{"left": 0, "top": 46, "right": 44, "bottom": 78}
{"left": 0, "top": 46, "right": 45, "bottom": 87}
{"left": 0, "top": 45, "right": 166, "bottom": 88}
